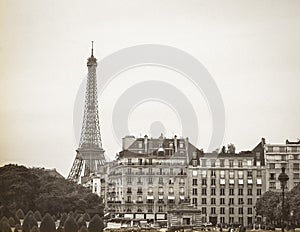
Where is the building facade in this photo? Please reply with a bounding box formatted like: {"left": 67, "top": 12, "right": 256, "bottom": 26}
{"left": 264, "top": 139, "right": 300, "bottom": 191}
{"left": 106, "top": 134, "right": 203, "bottom": 227}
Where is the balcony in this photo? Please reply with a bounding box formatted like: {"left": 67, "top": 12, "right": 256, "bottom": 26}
{"left": 158, "top": 192, "right": 164, "bottom": 195}
{"left": 125, "top": 201, "right": 133, "bottom": 204}
{"left": 127, "top": 191, "right": 132, "bottom": 194}
{"left": 157, "top": 200, "right": 164, "bottom": 204}
{"left": 136, "top": 201, "right": 143, "bottom": 204}
{"left": 137, "top": 191, "right": 143, "bottom": 195}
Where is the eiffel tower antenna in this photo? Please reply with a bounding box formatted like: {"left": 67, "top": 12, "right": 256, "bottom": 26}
{"left": 68, "top": 42, "right": 106, "bottom": 183}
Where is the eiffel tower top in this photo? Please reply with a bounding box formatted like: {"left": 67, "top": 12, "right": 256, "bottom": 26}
{"left": 87, "top": 41, "right": 97, "bottom": 66}
{"left": 78, "top": 42, "right": 104, "bottom": 151}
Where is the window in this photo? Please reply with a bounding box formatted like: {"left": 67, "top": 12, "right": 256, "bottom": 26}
{"left": 192, "top": 179, "right": 198, "bottom": 186}
{"left": 229, "top": 188, "right": 234, "bottom": 196}
{"left": 148, "top": 206, "right": 153, "bottom": 213}
{"left": 192, "top": 160, "right": 197, "bottom": 167}
{"left": 238, "top": 198, "right": 244, "bottom": 204}
{"left": 211, "top": 170, "right": 216, "bottom": 177}
{"left": 137, "top": 177, "right": 142, "bottom": 184}
{"left": 128, "top": 158, "right": 132, "bottom": 164}
{"left": 229, "top": 207, "right": 234, "bottom": 214}
{"left": 248, "top": 208, "right": 253, "bottom": 214}
{"left": 238, "top": 189, "right": 243, "bottom": 196}
{"left": 211, "top": 207, "right": 216, "bottom": 214}
{"left": 211, "top": 160, "right": 216, "bottom": 167}
{"left": 158, "top": 206, "right": 163, "bottom": 212}
{"left": 247, "top": 189, "right": 252, "bottom": 195}
{"left": 202, "top": 179, "right": 207, "bottom": 186}
{"left": 247, "top": 160, "right": 252, "bottom": 166}
{"left": 211, "top": 198, "right": 216, "bottom": 205}
{"left": 127, "top": 196, "right": 131, "bottom": 202}
{"left": 247, "top": 171, "right": 252, "bottom": 178}
{"left": 127, "top": 168, "right": 132, "bottom": 174}
{"left": 238, "top": 171, "right": 243, "bottom": 178}
{"left": 229, "top": 198, "right": 234, "bottom": 205}
{"left": 229, "top": 171, "right": 234, "bottom": 178}
{"left": 202, "top": 198, "right": 207, "bottom": 204}
{"left": 220, "top": 170, "right": 225, "bottom": 178}
{"left": 211, "top": 179, "right": 216, "bottom": 186}
{"left": 294, "top": 173, "right": 300, "bottom": 179}
{"left": 202, "top": 159, "right": 207, "bottom": 167}
{"left": 127, "top": 177, "right": 132, "bottom": 184}
{"left": 202, "top": 188, "right": 207, "bottom": 195}
{"left": 229, "top": 160, "right": 234, "bottom": 167}
{"left": 192, "top": 170, "right": 198, "bottom": 177}
{"left": 220, "top": 198, "right": 225, "bottom": 205}
{"left": 149, "top": 158, "right": 152, "bottom": 165}
{"left": 170, "top": 168, "right": 173, "bottom": 174}
{"left": 138, "top": 142, "right": 142, "bottom": 148}
{"left": 239, "top": 208, "right": 243, "bottom": 214}
{"left": 211, "top": 188, "right": 216, "bottom": 195}
{"left": 192, "top": 188, "right": 198, "bottom": 195}
{"left": 137, "top": 187, "right": 142, "bottom": 193}
{"left": 148, "top": 177, "right": 153, "bottom": 184}
{"left": 269, "top": 163, "right": 275, "bottom": 169}
{"left": 220, "top": 188, "right": 225, "bottom": 196}
{"left": 220, "top": 207, "right": 225, "bottom": 214}
{"left": 247, "top": 198, "right": 252, "bottom": 205}
{"left": 268, "top": 146, "right": 273, "bottom": 152}
{"left": 192, "top": 197, "right": 198, "bottom": 206}
{"left": 238, "top": 160, "right": 243, "bottom": 167}
{"left": 220, "top": 159, "right": 225, "bottom": 167}
{"left": 257, "top": 170, "right": 262, "bottom": 177}
{"left": 294, "top": 163, "right": 300, "bottom": 170}
{"left": 202, "top": 207, "right": 207, "bottom": 214}
{"left": 179, "top": 143, "right": 184, "bottom": 148}
{"left": 158, "top": 177, "right": 163, "bottom": 184}
{"left": 270, "top": 173, "right": 275, "bottom": 180}
{"left": 220, "top": 217, "right": 225, "bottom": 223}
{"left": 257, "top": 189, "right": 262, "bottom": 196}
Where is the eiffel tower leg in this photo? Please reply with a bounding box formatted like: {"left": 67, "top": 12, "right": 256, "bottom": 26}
{"left": 68, "top": 157, "right": 83, "bottom": 182}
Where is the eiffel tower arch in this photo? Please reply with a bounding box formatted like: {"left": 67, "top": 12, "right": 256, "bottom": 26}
{"left": 68, "top": 42, "right": 106, "bottom": 184}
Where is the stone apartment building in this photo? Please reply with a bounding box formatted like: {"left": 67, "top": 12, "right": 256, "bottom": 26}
{"left": 263, "top": 139, "right": 300, "bottom": 191}
{"left": 106, "top": 134, "right": 203, "bottom": 227}
{"left": 188, "top": 149, "right": 266, "bottom": 226}
{"left": 101, "top": 136, "right": 300, "bottom": 227}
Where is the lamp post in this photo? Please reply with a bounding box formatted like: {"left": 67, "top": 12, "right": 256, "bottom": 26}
{"left": 278, "top": 167, "right": 289, "bottom": 232}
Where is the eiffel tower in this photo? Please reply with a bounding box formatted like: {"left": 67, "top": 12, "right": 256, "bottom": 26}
{"left": 68, "top": 42, "right": 106, "bottom": 183}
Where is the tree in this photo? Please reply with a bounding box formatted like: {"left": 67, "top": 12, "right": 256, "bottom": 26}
{"left": 39, "top": 213, "right": 56, "bottom": 232}
{"left": 64, "top": 216, "right": 78, "bottom": 232}
{"left": 256, "top": 191, "right": 281, "bottom": 224}
{"left": 0, "top": 217, "right": 9, "bottom": 231}
{"left": 22, "top": 214, "right": 37, "bottom": 232}
{"left": 16, "top": 209, "right": 24, "bottom": 220}
{"left": 77, "top": 217, "right": 86, "bottom": 228}
{"left": 83, "top": 213, "right": 90, "bottom": 222}
{"left": 59, "top": 214, "right": 67, "bottom": 227}
{"left": 88, "top": 215, "right": 104, "bottom": 232}
{"left": 1, "top": 221, "right": 12, "bottom": 232}
{"left": 33, "top": 211, "right": 42, "bottom": 222}
{"left": 14, "top": 224, "right": 21, "bottom": 232}
{"left": 29, "top": 226, "right": 39, "bottom": 232}
{"left": 79, "top": 226, "right": 88, "bottom": 232}
{"left": 8, "top": 217, "right": 15, "bottom": 227}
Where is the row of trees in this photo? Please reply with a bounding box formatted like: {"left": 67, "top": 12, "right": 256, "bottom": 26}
{"left": 0, "top": 209, "right": 104, "bottom": 232}
{"left": 255, "top": 183, "right": 300, "bottom": 226}
{"left": 0, "top": 164, "right": 104, "bottom": 218}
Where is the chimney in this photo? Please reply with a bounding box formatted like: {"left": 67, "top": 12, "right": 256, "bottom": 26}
{"left": 144, "top": 135, "right": 148, "bottom": 153}
{"left": 174, "top": 135, "right": 178, "bottom": 153}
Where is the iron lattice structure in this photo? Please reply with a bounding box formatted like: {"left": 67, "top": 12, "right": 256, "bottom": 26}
{"left": 68, "top": 43, "right": 106, "bottom": 183}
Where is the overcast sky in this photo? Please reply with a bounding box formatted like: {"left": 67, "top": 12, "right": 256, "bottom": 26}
{"left": 1, "top": 0, "right": 300, "bottom": 177}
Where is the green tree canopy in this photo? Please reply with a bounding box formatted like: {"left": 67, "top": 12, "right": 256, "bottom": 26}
{"left": 39, "top": 213, "right": 56, "bottom": 232}
{"left": 88, "top": 214, "right": 104, "bottom": 232}
{"left": 64, "top": 216, "right": 78, "bottom": 232}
